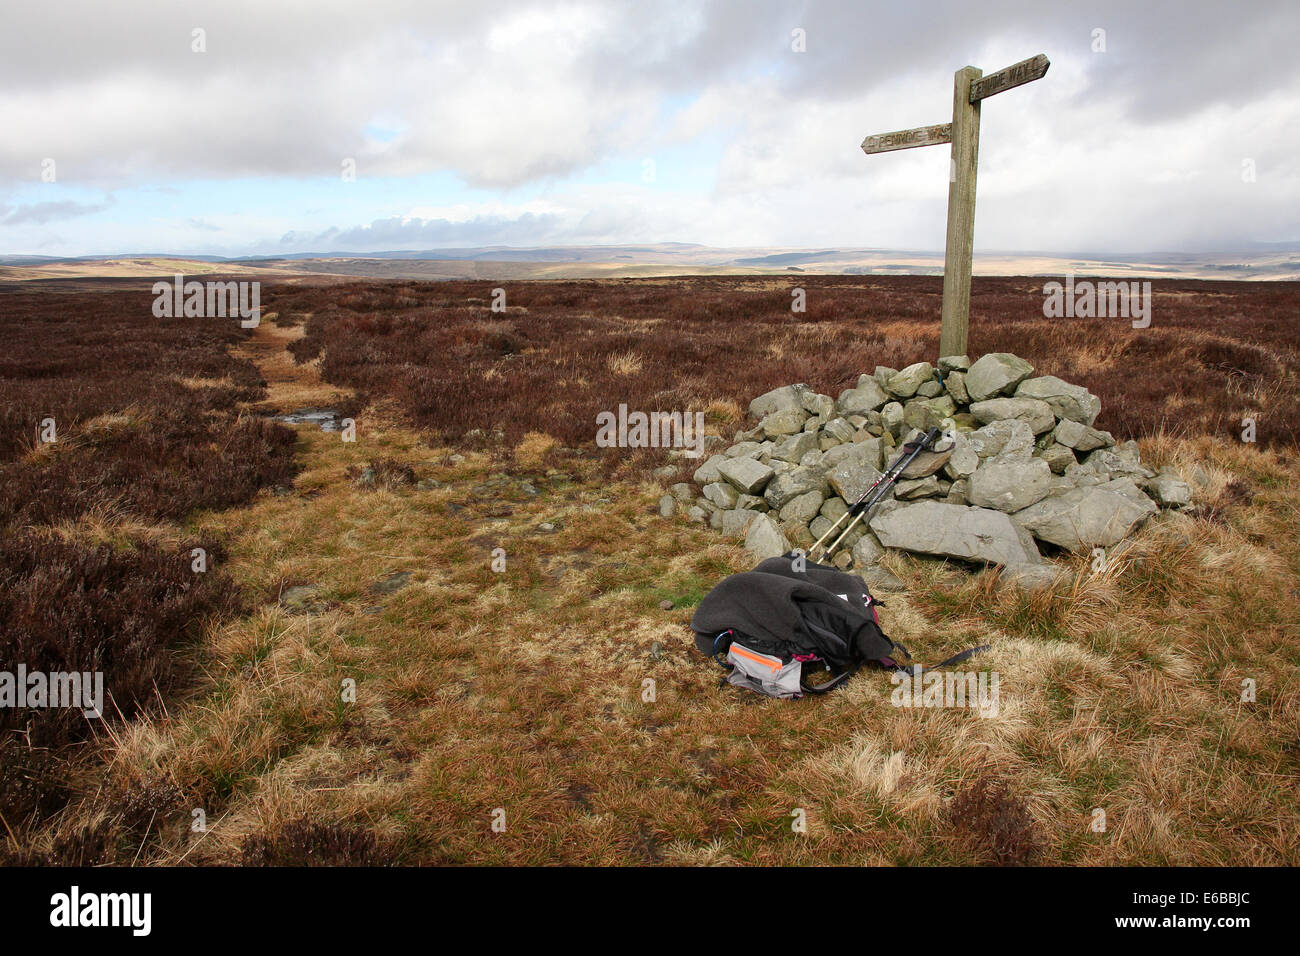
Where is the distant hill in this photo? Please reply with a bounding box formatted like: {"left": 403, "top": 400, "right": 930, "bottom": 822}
{"left": 3, "top": 244, "right": 1299, "bottom": 281}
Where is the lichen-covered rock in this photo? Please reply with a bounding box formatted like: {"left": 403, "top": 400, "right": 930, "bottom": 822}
{"left": 692, "top": 454, "right": 727, "bottom": 484}
{"left": 851, "top": 533, "right": 885, "bottom": 567}
{"left": 721, "top": 509, "right": 759, "bottom": 537}
{"left": 1037, "top": 442, "right": 1077, "bottom": 475}
{"left": 760, "top": 406, "right": 809, "bottom": 437}
{"left": 744, "top": 513, "right": 792, "bottom": 560}
{"left": 944, "top": 370, "right": 970, "bottom": 404}
{"left": 1014, "top": 375, "right": 1102, "bottom": 425}
{"left": 969, "top": 419, "right": 1036, "bottom": 461}
{"left": 764, "top": 465, "right": 830, "bottom": 509}
{"left": 749, "top": 383, "right": 811, "bottom": 419}
{"left": 894, "top": 475, "right": 944, "bottom": 500}
{"left": 716, "top": 457, "right": 775, "bottom": 494}
{"left": 779, "top": 489, "right": 825, "bottom": 525}
{"left": 1053, "top": 418, "right": 1115, "bottom": 452}
{"left": 869, "top": 501, "right": 1042, "bottom": 567}
{"left": 1013, "top": 478, "right": 1158, "bottom": 551}
{"left": 769, "top": 431, "right": 819, "bottom": 463}
{"left": 887, "top": 362, "right": 935, "bottom": 399}
{"left": 836, "top": 377, "right": 890, "bottom": 416}
{"left": 1145, "top": 468, "right": 1193, "bottom": 508}
{"left": 703, "top": 481, "right": 740, "bottom": 509}
{"left": 965, "top": 353, "right": 1035, "bottom": 402}
{"left": 969, "top": 397, "right": 1056, "bottom": 435}
{"left": 967, "top": 457, "right": 1052, "bottom": 513}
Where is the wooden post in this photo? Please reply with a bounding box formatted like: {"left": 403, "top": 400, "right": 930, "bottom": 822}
{"left": 860, "top": 55, "right": 1048, "bottom": 360}
{"left": 939, "top": 66, "right": 981, "bottom": 359}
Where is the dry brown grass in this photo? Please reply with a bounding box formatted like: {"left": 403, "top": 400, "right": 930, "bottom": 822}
{"left": 5, "top": 278, "right": 1298, "bottom": 867}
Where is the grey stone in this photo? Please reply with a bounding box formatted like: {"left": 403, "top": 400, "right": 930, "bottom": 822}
{"left": 744, "top": 514, "right": 792, "bottom": 560}
{"left": 836, "top": 378, "right": 890, "bottom": 416}
{"left": 1014, "top": 376, "right": 1102, "bottom": 425}
{"left": 709, "top": 509, "right": 724, "bottom": 530}
{"left": 1013, "top": 479, "right": 1159, "bottom": 551}
{"left": 1053, "top": 419, "right": 1115, "bottom": 452}
{"left": 944, "top": 370, "right": 970, "bottom": 404}
{"left": 819, "top": 496, "right": 848, "bottom": 522}
{"left": 1146, "top": 469, "right": 1192, "bottom": 508}
{"left": 692, "top": 454, "right": 727, "bottom": 484}
{"left": 800, "top": 392, "right": 835, "bottom": 419}
{"left": 281, "top": 584, "right": 321, "bottom": 610}
{"left": 887, "top": 362, "right": 935, "bottom": 399}
{"left": 869, "top": 501, "right": 1042, "bottom": 567}
{"left": 822, "top": 417, "right": 857, "bottom": 443}
{"left": 903, "top": 395, "right": 956, "bottom": 432}
{"left": 374, "top": 572, "right": 413, "bottom": 595}
{"left": 1001, "top": 563, "right": 1070, "bottom": 593}
{"left": 769, "top": 431, "right": 819, "bottom": 463}
{"left": 764, "top": 466, "right": 829, "bottom": 509}
{"left": 944, "top": 478, "right": 969, "bottom": 506}
{"left": 724, "top": 440, "right": 763, "bottom": 458}
{"left": 759, "top": 406, "right": 809, "bottom": 437}
{"left": 735, "top": 493, "right": 764, "bottom": 511}
{"left": 894, "top": 476, "right": 944, "bottom": 500}
{"left": 824, "top": 435, "right": 883, "bottom": 472}
{"left": 721, "top": 509, "right": 759, "bottom": 538}
{"left": 942, "top": 431, "right": 980, "bottom": 479}
{"left": 827, "top": 452, "right": 883, "bottom": 504}
{"left": 873, "top": 366, "right": 898, "bottom": 391}
{"left": 716, "top": 457, "right": 775, "bottom": 495}
{"left": 967, "top": 457, "right": 1053, "bottom": 513}
{"left": 938, "top": 354, "right": 971, "bottom": 373}
{"left": 916, "top": 379, "right": 943, "bottom": 398}
{"left": 686, "top": 506, "right": 708, "bottom": 523}
{"left": 658, "top": 494, "right": 676, "bottom": 517}
{"left": 749, "top": 383, "right": 811, "bottom": 419}
{"left": 965, "top": 353, "right": 1035, "bottom": 402}
{"left": 969, "top": 397, "right": 1056, "bottom": 435}
{"left": 1083, "top": 446, "right": 1155, "bottom": 481}
{"left": 809, "top": 515, "right": 834, "bottom": 541}
{"left": 880, "top": 401, "right": 905, "bottom": 437}
{"left": 969, "top": 419, "right": 1036, "bottom": 460}
{"left": 779, "top": 489, "right": 825, "bottom": 525}
{"left": 670, "top": 482, "right": 696, "bottom": 500}
{"left": 1037, "top": 442, "right": 1077, "bottom": 475}
{"left": 851, "top": 534, "right": 885, "bottom": 567}
{"left": 858, "top": 566, "right": 907, "bottom": 592}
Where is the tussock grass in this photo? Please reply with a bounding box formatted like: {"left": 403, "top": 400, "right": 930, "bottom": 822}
{"left": 4, "top": 279, "right": 1298, "bottom": 866}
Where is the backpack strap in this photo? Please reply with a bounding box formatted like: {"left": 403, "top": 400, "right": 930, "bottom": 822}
{"left": 799, "top": 660, "right": 859, "bottom": 695}
{"left": 885, "top": 642, "right": 991, "bottom": 674}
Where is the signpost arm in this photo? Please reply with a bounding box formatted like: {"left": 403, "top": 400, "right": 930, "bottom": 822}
{"left": 939, "top": 65, "right": 982, "bottom": 358}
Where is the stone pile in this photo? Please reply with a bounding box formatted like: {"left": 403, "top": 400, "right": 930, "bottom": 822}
{"left": 675, "top": 352, "right": 1192, "bottom": 589}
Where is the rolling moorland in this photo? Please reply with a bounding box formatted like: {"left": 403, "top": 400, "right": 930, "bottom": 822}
{"left": 1, "top": 274, "right": 1297, "bottom": 865}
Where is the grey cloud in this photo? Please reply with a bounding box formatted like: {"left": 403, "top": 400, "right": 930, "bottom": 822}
{"left": 287, "top": 212, "right": 564, "bottom": 250}
{"left": 2, "top": 200, "right": 112, "bottom": 225}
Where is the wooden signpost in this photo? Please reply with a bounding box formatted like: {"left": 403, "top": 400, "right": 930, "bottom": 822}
{"left": 861, "top": 54, "right": 1049, "bottom": 358}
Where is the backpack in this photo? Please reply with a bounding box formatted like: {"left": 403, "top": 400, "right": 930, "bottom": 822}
{"left": 691, "top": 552, "right": 988, "bottom": 699}
{"left": 690, "top": 552, "right": 906, "bottom": 698}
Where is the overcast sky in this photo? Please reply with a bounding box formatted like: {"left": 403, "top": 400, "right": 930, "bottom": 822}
{"left": 1, "top": 0, "right": 1297, "bottom": 257}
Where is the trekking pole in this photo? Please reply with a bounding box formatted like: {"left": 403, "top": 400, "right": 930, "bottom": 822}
{"left": 808, "top": 426, "right": 943, "bottom": 562}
